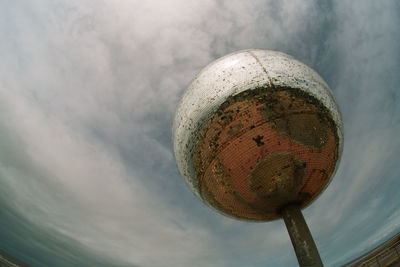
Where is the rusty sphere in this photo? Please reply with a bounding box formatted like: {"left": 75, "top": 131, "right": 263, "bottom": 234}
{"left": 173, "top": 50, "right": 343, "bottom": 221}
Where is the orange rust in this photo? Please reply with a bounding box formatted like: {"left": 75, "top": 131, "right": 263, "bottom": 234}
{"left": 193, "top": 86, "right": 339, "bottom": 220}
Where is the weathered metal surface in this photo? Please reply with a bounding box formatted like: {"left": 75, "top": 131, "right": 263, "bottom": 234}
{"left": 281, "top": 203, "right": 323, "bottom": 267}
{"left": 192, "top": 86, "right": 339, "bottom": 220}
{"left": 173, "top": 49, "right": 343, "bottom": 221}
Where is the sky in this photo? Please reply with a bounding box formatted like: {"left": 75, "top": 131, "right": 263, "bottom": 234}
{"left": 0, "top": 0, "right": 399, "bottom": 266}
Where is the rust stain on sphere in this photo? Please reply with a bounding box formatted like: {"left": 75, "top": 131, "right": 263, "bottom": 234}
{"left": 173, "top": 50, "right": 343, "bottom": 221}
{"left": 193, "top": 87, "right": 339, "bottom": 220}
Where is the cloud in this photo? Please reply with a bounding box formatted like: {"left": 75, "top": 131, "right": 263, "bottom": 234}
{"left": 0, "top": 0, "right": 399, "bottom": 266}
{"left": 303, "top": 0, "right": 400, "bottom": 265}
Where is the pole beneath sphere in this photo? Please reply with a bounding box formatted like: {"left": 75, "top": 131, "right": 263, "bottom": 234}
{"left": 281, "top": 203, "right": 323, "bottom": 267}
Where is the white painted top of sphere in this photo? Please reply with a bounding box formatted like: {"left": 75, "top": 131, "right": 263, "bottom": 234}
{"left": 173, "top": 49, "right": 343, "bottom": 199}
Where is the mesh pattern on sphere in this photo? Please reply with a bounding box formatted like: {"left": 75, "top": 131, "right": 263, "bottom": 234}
{"left": 193, "top": 86, "right": 339, "bottom": 221}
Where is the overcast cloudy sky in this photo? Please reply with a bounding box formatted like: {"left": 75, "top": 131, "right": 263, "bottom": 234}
{"left": 0, "top": 0, "right": 399, "bottom": 266}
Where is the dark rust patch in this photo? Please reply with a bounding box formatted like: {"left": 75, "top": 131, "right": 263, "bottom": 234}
{"left": 252, "top": 135, "right": 265, "bottom": 146}
{"left": 247, "top": 152, "right": 306, "bottom": 205}
{"left": 275, "top": 114, "right": 328, "bottom": 148}
{"left": 260, "top": 90, "right": 329, "bottom": 149}
{"left": 227, "top": 122, "right": 243, "bottom": 138}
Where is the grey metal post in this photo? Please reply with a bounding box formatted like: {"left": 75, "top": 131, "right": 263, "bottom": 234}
{"left": 281, "top": 203, "right": 323, "bottom": 267}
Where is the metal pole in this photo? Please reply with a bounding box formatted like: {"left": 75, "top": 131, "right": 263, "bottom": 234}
{"left": 281, "top": 203, "right": 323, "bottom": 267}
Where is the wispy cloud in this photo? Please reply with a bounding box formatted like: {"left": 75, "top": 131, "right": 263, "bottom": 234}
{"left": 0, "top": 0, "right": 399, "bottom": 266}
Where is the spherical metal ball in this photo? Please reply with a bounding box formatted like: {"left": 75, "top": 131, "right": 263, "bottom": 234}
{"left": 173, "top": 50, "right": 343, "bottom": 221}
